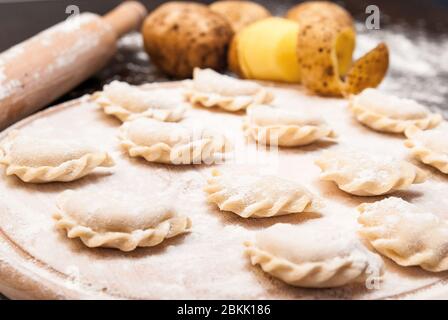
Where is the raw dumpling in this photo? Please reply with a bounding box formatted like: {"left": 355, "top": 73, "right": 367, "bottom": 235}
{"left": 92, "top": 81, "right": 187, "bottom": 122}
{"left": 358, "top": 197, "right": 448, "bottom": 272}
{"left": 54, "top": 190, "right": 191, "bottom": 252}
{"left": 245, "top": 223, "right": 384, "bottom": 288}
{"left": 244, "top": 105, "right": 336, "bottom": 146}
{"left": 204, "top": 169, "right": 321, "bottom": 218}
{"left": 119, "top": 118, "right": 230, "bottom": 165}
{"left": 349, "top": 88, "right": 442, "bottom": 133}
{"left": 0, "top": 131, "right": 114, "bottom": 183}
{"left": 315, "top": 150, "right": 427, "bottom": 196}
{"left": 185, "top": 68, "right": 273, "bottom": 111}
{"left": 405, "top": 125, "right": 448, "bottom": 174}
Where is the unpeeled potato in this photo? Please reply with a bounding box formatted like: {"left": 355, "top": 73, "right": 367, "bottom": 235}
{"left": 286, "top": 1, "right": 354, "bottom": 30}
{"left": 142, "top": 2, "right": 233, "bottom": 78}
{"left": 296, "top": 17, "right": 389, "bottom": 96}
{"left": 296, "top": 20, "right": 356, "bottom": 96}
{"left": 287, "top": 1, "right": 388, "bottom": 96}
{"left": 209, "top": 0, "right": 271, "bottom": 33}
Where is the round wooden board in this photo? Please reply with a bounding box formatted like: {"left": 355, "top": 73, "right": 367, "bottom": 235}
{"left": 1, "top": 81, "right": 448, "bottom": 299}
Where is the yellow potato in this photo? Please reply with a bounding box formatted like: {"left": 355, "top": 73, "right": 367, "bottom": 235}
{"left": 142, "top": 2, "right": 233, "bottom": 78}
{"left": 210, "top": 0, "right": 271, "bottom": 33}
{"left": 227, "top": 33, "right": 243, "bottom": 76}
{"left": 236, "top": 17, "right": 301, "bottom": 83}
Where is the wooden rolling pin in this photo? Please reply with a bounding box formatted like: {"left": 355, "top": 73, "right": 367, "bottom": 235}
{"left": 0, "top": 1, "right": 147, "bottom": 130}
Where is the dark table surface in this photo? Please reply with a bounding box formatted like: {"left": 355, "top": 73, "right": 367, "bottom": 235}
{"left": 0, "top": 0, "right": 448, "bottom": 300}
{"left": 1, "top": 0, "right": 448, "bottom": 110}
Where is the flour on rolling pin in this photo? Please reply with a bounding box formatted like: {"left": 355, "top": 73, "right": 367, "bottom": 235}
{"left": 0, "top": 1, "right": 147, "bottom": 130}
{"left": 0, "top": 14, "right": 102, "bottom": 99}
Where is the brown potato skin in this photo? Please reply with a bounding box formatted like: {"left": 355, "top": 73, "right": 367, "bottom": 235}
{"left": 342, "top": 43, "right": 389, "bottom": 96}
{"left": 142, "top": 2, "right": 234, "bottom": 79}
{"left": 286, "top": 1, "right": 354, "bottom": 30}
{"left": 210, "top": 0, "right": 271, "bottom": 33}
{"left": 296, "top": 20, "right": 352, "bottom": 96}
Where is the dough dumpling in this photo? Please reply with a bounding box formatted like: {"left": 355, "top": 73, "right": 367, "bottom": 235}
{"left": 244, "top": 105, "right": 335, "bottom": 146}
{"left": 358, "top": 197, "right": 448, "bottom": 272}
{"left": 185, "top": 68, "right": 273, "bottom": 111}
{"left": 349, "top": 88, "right": 441, "bottom": 133}
{"left": 405, "top": 125, "right": 448, "bottom": 174}
{"left": 245, "top": 223, "right": 384, "bottom": 288}
{"left": 54, "top": 190, "right": 191, "bottom": 252}
{"left": 93, "top": 81, "right": 187, "bottom": 122}
{"left": 315, "top": 150, "right": 427, "bottom": 196}
{"left": 0, "top": 131, "right": 114, "bottom": 183}
{"left": 204, "top": 169, "right": 321, "bottom": 218}
{"left": 119, "top": 118, "right": 230, "bottom": 165}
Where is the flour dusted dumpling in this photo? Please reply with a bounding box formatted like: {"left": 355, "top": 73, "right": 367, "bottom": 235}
{"left": 54, "top": 190, "right": 191, "bottom": 252}
{"left": 92, "top": 81, "right": 187, "bottom": 122}
{"left": 245, "top": 223, "right": 384, "bottom": 288}
{"left": 0, "top": 131, "right": 114, "bottom": 183}
{"left": 315, "top": 150, "right": 427, "bottom": 196}
{"left": 405, "top": 125, "right": 448, "bottom": 174}
{"left": 185, "top": 68, "right": 273, "bottom": 111}
{"left": 244, "top": 105, "right": 336, "bottom": 146}
{"left": 349, "top": 88, "right": 442, "bottom": 133}
{"left": 119, "top": 118, "right": 230, "bottom": 165}
{"left": 358, "top": 197, "right": 448, "bottom": 272}
{"left": 204, "top": 169, "right": 321, "bottom": 218}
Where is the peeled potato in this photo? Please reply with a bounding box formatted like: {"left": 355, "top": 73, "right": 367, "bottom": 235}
{"left": 142, "top": 2, "right": 233, "bottom": 78}
{"left": 235, "top": 17, "right": 301, "bottom": 83}
{"left": 210, "top": 0, "right": 271, "bottom": 33}
{"left": 286, "top": 1, "right": 354, "bottom": 30}
{"left": 228, "top": 34, "right": 243, "bottom": 76}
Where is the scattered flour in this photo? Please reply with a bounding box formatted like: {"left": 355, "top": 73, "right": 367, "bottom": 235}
{"left": 0, "top": 43, "right": 25, "bottom": 100}
{"left": 355, "top": 23, "right": 448, "bottom": 113}
{"left": 54, "top": 34, "right": 100, "bottom": 69}
{"left": 39, "top": 13, "right": 99, "bottom": 47}
{"left": 118, "top": 32, "right": 143, "bottom": 50}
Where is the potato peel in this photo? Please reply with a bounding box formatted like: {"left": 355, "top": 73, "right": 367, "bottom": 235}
{"left": 341, "top": 43, "right": 389, "bottom": 96}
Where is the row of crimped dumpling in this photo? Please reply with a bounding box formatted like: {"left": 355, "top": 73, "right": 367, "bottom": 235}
{"left": 1, "top": 69, "right": 445, "bottom": 182}
{"left": 91, "top": 69, "right": 448, "bottom": 288}
{"left": 1, "top": 69, "right": 447, "bottom": 290}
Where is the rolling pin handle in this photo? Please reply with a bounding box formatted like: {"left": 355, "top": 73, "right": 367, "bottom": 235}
{"left": 103, "top": 1, "right": 147, "bottom": 38}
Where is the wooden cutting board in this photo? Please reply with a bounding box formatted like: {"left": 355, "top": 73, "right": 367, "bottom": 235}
{"left": 1, "top": 81, "right": 448, "bottom": 299}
